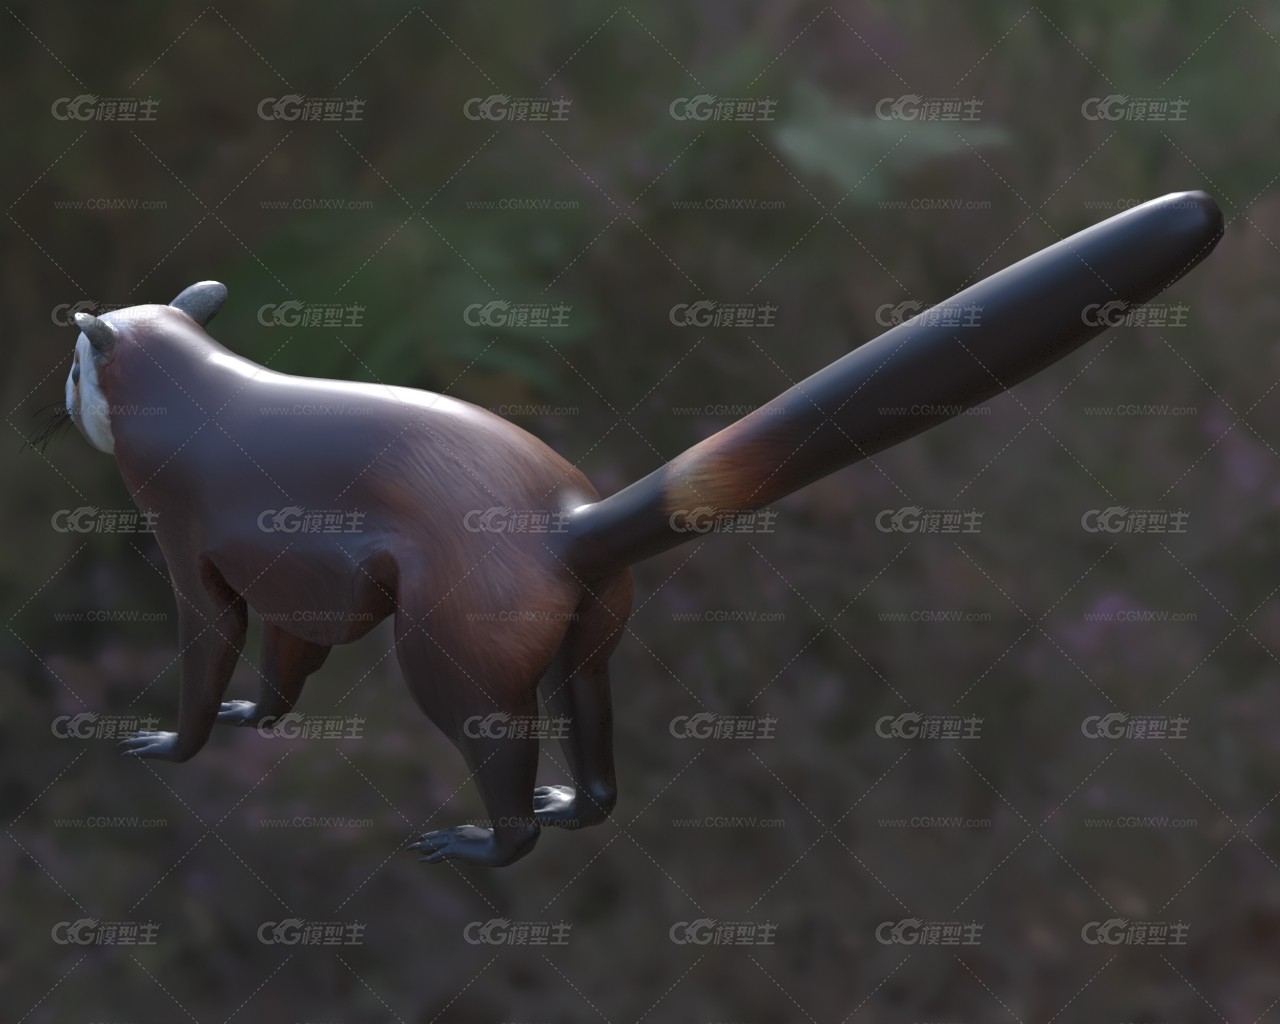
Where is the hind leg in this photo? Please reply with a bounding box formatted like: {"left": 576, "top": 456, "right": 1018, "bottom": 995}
{"left": 218, "top": 621, "right": 331, "bottom": 727}
{"left": 536, "top": 661, "right": 616, "bottom": 828}
{"left": 535, "top": 570, "right": 631, "bottom": 829}
{"left": 394, "top": 618, "right": 543, "bottom": 867}
{"left": 408, "top": 708, "right": 542, "bottom": 866}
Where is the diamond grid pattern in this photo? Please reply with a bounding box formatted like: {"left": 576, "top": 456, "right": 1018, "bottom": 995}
{"left": 4, "top": 4, "right": 1275, "bottom": 1021}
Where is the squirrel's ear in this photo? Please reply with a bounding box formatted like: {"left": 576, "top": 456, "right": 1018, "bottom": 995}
{"left": 170, "top": 281, "right": 227, "bottom": 326}
{"left": 73, "top": 312, "right": 117, "bottom": 355}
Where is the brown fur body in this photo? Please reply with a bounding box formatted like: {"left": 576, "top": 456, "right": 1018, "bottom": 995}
{"left": 91, "top": 303, "right": 630, "bottom": 865}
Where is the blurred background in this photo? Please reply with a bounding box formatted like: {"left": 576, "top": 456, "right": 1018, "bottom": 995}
{"left": 3, "top": 1, "right": 1278, "bottom": 1020}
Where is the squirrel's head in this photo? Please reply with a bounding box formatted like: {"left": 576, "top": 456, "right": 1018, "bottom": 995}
{"left": 65, "top": 281, "right": 227, "bottom": 455}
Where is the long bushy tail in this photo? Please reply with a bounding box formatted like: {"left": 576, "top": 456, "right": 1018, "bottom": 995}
{"left": 564, "top": 191, "right": 1223, "bottom": 578}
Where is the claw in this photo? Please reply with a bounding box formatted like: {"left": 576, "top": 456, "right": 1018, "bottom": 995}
{"left": 117, "top": 730, "right": 181, "bottom": 760}
{"left": 216, "top": 700, "right": 259, "bottom": 725}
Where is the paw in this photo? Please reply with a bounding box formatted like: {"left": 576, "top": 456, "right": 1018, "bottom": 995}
{"left": 533, "top": 784, "right": 578, "bottom": 825}
{"left": 217, "top": 700, "right": 263, "bottom": 726}
{"left": 409, "top": 825, "right": 498, "bottom": 864}
{"left": 408, "top": 823, "right": 537, "bottom": 866}
{"left": 533, "top": 784, "right": 613, "bottom": 828}
{"left": 118, "top": 730, "right": 183, "bottom": 761}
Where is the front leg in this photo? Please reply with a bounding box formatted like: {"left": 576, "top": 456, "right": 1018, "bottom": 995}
{"left": 218, "top": 621, "right": 330, "bottom": 726}
{"left": 121, "top": 568, "right": 246, "bottom": 762}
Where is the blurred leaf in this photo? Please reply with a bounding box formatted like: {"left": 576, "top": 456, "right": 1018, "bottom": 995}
{"left": 772, "top": 83, "right": 1008, "bottom": 201}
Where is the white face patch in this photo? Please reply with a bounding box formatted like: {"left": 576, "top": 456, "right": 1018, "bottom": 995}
{"left": 66, "top": 333, "right": 114, "bottom": 454}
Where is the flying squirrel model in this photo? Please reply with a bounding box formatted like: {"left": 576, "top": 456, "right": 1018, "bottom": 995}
{"left": 59, "top": 192, "right": 1222, "bottom": 866}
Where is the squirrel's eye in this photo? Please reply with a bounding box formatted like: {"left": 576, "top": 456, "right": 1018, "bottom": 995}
{"left": 72, "top": 364, "right": 80, "bottom": 385}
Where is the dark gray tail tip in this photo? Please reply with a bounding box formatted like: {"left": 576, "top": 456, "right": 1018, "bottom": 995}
{"left": 1160, "top": 189, "right": 1224, "bottom": 243}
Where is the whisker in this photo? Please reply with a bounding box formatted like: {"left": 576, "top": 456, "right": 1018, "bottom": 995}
{"left": 24, "top": 402, "right": 74, "bottom": 453}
